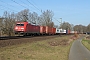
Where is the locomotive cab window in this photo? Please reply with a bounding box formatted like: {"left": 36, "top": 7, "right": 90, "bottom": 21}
{"left": 57, "top": 30, "right": 59, "bottom": 32}
{"left": 16, "top": 24, "right": 24, "bottom": 26}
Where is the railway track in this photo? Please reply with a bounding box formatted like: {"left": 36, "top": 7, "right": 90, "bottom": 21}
{"left": 0, "top": 35, "right": 60, "bottom": 48}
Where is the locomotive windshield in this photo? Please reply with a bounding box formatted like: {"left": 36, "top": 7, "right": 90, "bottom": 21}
{"left": 16, "top": 24, "right": 24, "bottom": 26}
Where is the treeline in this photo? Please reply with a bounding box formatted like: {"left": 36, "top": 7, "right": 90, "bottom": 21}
{"left": 0, "top": 9, "right": 90, "bottom": 36}
{"left": 60, "top": 22, "right": 90, "bottom": 34}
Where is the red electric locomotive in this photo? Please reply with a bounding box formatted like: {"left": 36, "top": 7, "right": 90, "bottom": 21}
{"left": 14, "top": 22, "right": 40, "bottom": 36}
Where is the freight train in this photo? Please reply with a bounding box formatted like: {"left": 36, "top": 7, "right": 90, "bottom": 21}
{"left": 14, "top": 22, "right": 77, "bottom": 36}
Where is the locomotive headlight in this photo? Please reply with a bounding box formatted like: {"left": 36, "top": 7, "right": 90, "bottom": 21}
{"left": 15, "top": 27, "right": 18, "bottom": 29}
{"left": 21, "top": 28, "right": 24, "bottom": 29}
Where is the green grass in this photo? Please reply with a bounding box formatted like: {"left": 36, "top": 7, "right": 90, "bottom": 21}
{"left": 0, "top": 36, "right": 73, "bottom": 60}
{"left": 82, "top": 39, "right": 90, "bottom": 51}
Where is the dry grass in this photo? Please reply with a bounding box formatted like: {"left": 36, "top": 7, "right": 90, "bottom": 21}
{"left": 82, "top": 39, "right": 90, "bottom": 51}
{"left": 82, "top": 35, "right": 90, "bottom": 51}
{"left": 0, "top": 35, "right": 74, "bottom": 60}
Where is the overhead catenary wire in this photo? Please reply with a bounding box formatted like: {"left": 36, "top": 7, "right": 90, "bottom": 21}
{"left": 26, "top": 0, "right": 41, "bottom": 12}
{"left": 30, "top": 0, "right": 42, "bottom": 11}
{"left": 52, "top": 18, "right": 62, "bottom": 26}
{"left": 0, "top": 0, "right": 22, "bottom": 11}
{"left": 19, "top": 0, "right": 32, "bottom": 8}
{"left": 11, "top": 0, "right": 34, "bottom": 12}
{"left": 19, "top": 0, "right": 34, "bottom": 12}
{"left": 0, "top": 4, "right": 18, "bottom": 13}
{"left": 11, "top": 0, "right": 27, "bottom": 9}
{"left": 0, "top": 7, "right": 7, "bottom": 12}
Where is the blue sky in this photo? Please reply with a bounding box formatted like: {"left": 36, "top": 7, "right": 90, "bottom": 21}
{"left": 0, "top": 0, "right": 90, "bottom": 26}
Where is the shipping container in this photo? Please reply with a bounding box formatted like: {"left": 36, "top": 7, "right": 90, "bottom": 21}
{"left": 52, "top": 28, "right": 56, "bottom": 34}
{"left": 40, "top": 26, "right": 46, "bottom": 34}
{"left": 56, "top": 29, "right": 60, "bottom": 34}
{"left": 66, "top": 30, "right": 70, "bottom": 34}
{"left": 56, "top": 29, "right": 66, "bottom": 34}
{"left": 60, "top": 29, "right": 66, "bottom": 34}
{"left": 45, "top": 26, "right": 52, "bottom": 35}
{"left": 70, "top": 31, "right": 75, "bottom": 34}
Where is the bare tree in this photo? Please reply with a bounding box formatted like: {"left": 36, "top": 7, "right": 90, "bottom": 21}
{"left": 16, "top": 9, "right": 29, "bottom": 22}
{"left": 70, "top": 24, "right": 74, "bottom": 30}
{"left": 60, "top": 22, "right": 71, "bottom": 30}
{"left": 0, "top": 17, "right": 4, "bottom": 36}
{"left": 87, "top": 24, "right": 90, "bottom": 32}
{"left": 2, "top": 11, "right": 16, "bottom": 36}
{"left": 82, "top": 26, "right": 87, "bottom": 33}
{"left": 73, "top": 25, "right": 86, "bottom": 33}
{"left": 40, "top": 10, "right": 54, "bottom": 27}
{"left": 28, "top": 12, "right": 38, "bottom": 24}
